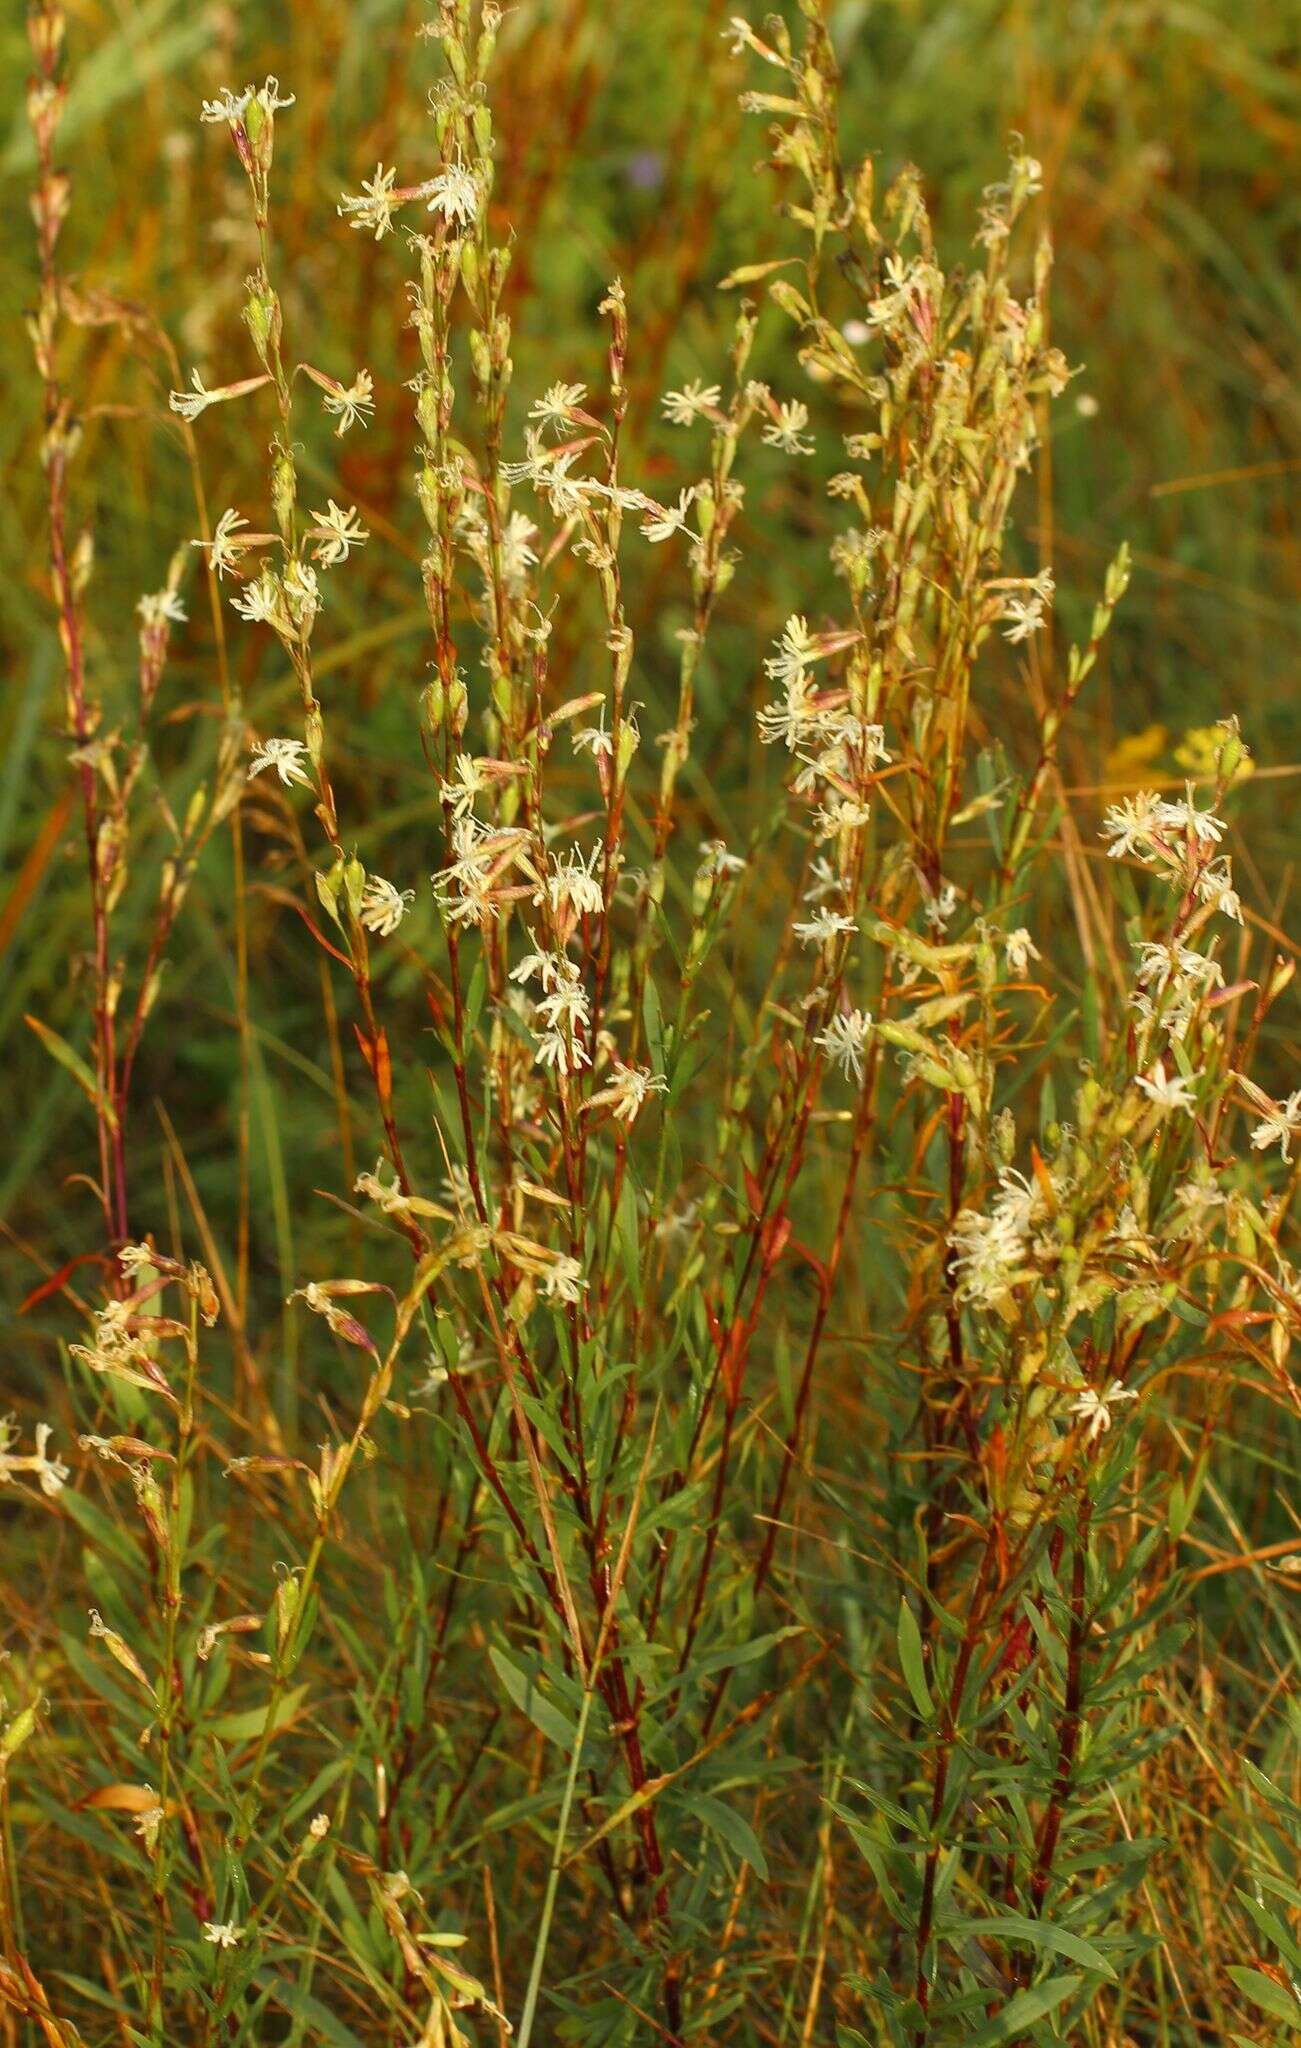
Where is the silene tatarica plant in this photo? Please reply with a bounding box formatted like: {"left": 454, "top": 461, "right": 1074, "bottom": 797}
{"left": 9, "top": 1, "right": 1300, "bottom": 2044}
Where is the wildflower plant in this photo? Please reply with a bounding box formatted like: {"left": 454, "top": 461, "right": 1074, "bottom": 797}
{"left": 8, "top": 1, "right": 1299, "bottom": 2045}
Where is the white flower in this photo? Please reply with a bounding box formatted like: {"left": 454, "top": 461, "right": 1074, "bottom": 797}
{"left": 1001, "top": 592, "right": 1048, "bottom": 644}
{"left": 0, "top": 1418, "right": 69, "bottom": 1498}
{"left": 510, "top": 940, "right": 573, "bottom": 994}
{"left": 434, "top": 818, "right": 494, "bottom": 927}
{"left": 230, "top": 570, "right": 282, "bottom": 627}
{"left": 757, "top": 673, "right": 822, "bottom": 751}
{"left": 830, "top": 526, "right": 886, "bottom": 586}
{"left": 661, "top": 380, "right": 722, "bottom": 426}
{"left": 864, "top": 253, "right": 942, "bottom": 333}
{"left": 202, "top": 77, "right": 292, "bottom": 126}
{"left": 203, "top": 1920, "right": 244, "bottom": 1950}
{"left": 136, "top": 589, "right": 187, "bottom": 629}
{"left": 355, "top": 1158, "right": 406, "bottom": 1214}
{"left": 1013, "top": 148, "right": 1044, "bottom": 194}
{"left": 1109, "top": 1202, "right": 1142, "bottom": 1245}
{"left": 534, "top": 1026, "right": 591, "bottom": 1077}
{"left": 1249, "top": 1089, "right": 1301, "bottom": 1163}
{"left": 256, "top": 76, "right": 295, "bottom": 114}
{"left": 1134, "top": 941, "right": 1221, "bottom": 992}
{"left": 792, "top": 910, "right": 857, "bottom": 948}
{"left": 1195, "top": 857, "right": 1242, "bottom": 923}
{"left": 32, "top": 1422, "right": 68, "bottom": 1497}
{"left": 433, "top": 818, "right": 527, "bottom": 929}
{"left": 1100, "top": 790, "right": 1167, "bottom": 863}
{"left": 1004, "top": 928, "right": 1040, "bottom": 978}
{"left": 541, "top": 1256, "right": 586, "bottom": 1304}
{"left": 1000, "top": 572, "right": 1053, "bottom": 645}
{"left": 200, "top": 88, "right": 251, "bottom": 125}
{"left": 536, "top": 845, "right": 605, "bottom": 920}
{"left": 338, "top": 162, "right": 400, "bottom": 241}
{"left": 1158, "top": 793, "right": 1224, "bottom": 846}
{"left": 803, "top": 855, "right": 845, "bottom": 907}
{"left": 1171, "top": 1174, "right": 1227, "bottom": 1232}
{"left": 640, "top": 487, "right": 696, "bottom": 544}
{"left": 535, "top": 972, "right": 590, "bottom": 1035}
{"left": 815, "top": 1008, "right": 872, "bottom": 1081}
{"left": 282, "top": 559, "right": 321, "bottom": 629}
{"left": 425, "top": 159, "right": 478, "bottom": 228}
{"left": 588, "top": 1063, "right": 668, "bottom": 1124}
{"left": 360, "top": 876, "right": 415, "bottom": 938}
{"left": 573, "top": 721, "right": 615, "bottom": 761}
{"left": 135, "top": 1800, "right": 165, "bottom": 1851}
{"left": 763, "top": 614, "right": 819, "bottom": 686}
{"left": 500, "top": 430, "right": 589, "bottom": 513}
{"left": 923, "top": 883, "right": 958, "bottom": 933}
{"left": 948, "top": 1163, "right": 1061, "bottom": 1309}
{"left": 1130, "top": 943, "right": 1221, "bottom": 1041}
{"left": 1134, "top": 1061, "right": 1201, "bottom": 1115}
{"left": 194, "top": 507, "right": 250, "bottom": 579}
{"left": 499, "top": 511, "right": 539, "bottom": 592}
{"left": 322, "top": 369, "right": 374, "bottom": 436}
{"left": 80, "top": 1300, "right": 134, "bottom": 1362}
{"left": 528, "top": 382, "right": 587, "bottom": 434}
{"left": 813, "top": 793, "right": 873, "bottom": 839}
{"left": 697, "top": 839, "right": 746, "bottom": 881}
{"left": 248, "top": 737, "right": 311, "bottom": 789}
{"left": 309, "top": 500, "right": 369, "bottom": 567}
{"left": 168, "top": 370, "right": 220, "bottom": 421}
{"left": 439, "top": 754, "right": 488, "bottom": 820}
{"left": 762, "top": 399, "right": 814, "bottom": 456}
{"left": 434, "top": 819, "right": 495, "bottom": 928}
{"left": 865, "top": 253, "right": 910, "bottom": 328}
{"left": 950, "top": 1204, "right": 1028, "bottom": 1310}
{"left": 1070, "top": 1379, "right": 1138, "bottom": 1444}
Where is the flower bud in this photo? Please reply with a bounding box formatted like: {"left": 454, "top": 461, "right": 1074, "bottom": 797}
{"left": 1, "top": 1701, "right": 40, "bottom": 1762}
{"left": 343, "top": 852, "right": 366, "bottom": 919}
{"left": 448, "top": 671, "right": 468, "bottom": 738}
{"left": 270, "top": 464, "right": 297, "bottom": 549}
{"left": 272, "top": 1572, "right": 300, "bottom": 1659}
{"left": 304, "top": 705, "right": 325, "bottom": 768}
{"left": 28, "top": 8, "right": 66, "bottom": 65}
{"left": 316, "top": 857, "right": 345, "bottom": 927}
{"left": 243, "top": 280, "right": 281, "bottom": 367}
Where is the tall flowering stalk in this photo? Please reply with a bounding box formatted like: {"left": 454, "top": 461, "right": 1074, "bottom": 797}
{"left": 27, "top": 0, "right": 126, "bottom": 1241}
{"left": 26, "top": 2, "right": 244, "bottom": 1258}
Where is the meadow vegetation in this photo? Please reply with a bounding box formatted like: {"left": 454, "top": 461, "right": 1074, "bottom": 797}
{"left": 2, "top": 1, "right": 1299, "bottom": 2043}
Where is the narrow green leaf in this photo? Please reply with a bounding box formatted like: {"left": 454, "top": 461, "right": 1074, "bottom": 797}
{"left": 945, "top": 1912, "right": 1116, "bottom": 1980}
{"left": 642, "top": 977, "right": 666, "bottom": 1073}
{"left": 966, "top": 1972, "right": 1083, "bottom": 2045}
{"left": 489, "top": 1647, "right": 579, "bottom": 1754}
{"left": 1226, "top": 1967, "right": 1301, "bottom": 2028}
{"left": 897, "top": 1598, "right": 933, "bottom": 1720}
{"left": 693, "top": 1794, "right": 769, "bottom": 1879}
{"left": 209, "top": 1684, "right": 310, "bottom": 1746}
{"left": 24, "top": 1013, "right": 116, "bottom": 1126}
